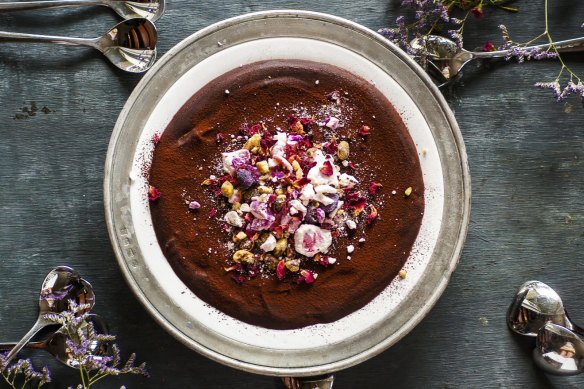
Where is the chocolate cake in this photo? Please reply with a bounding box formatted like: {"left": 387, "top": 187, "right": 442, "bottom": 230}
{"left": 148, "top": 60, "right": 424, "bottom": 330}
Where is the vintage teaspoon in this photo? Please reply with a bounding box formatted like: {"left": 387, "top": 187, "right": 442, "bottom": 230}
{"left": 3, "top": 267, "right": 95, "bottom": 365}
{"left": 410, "top": 35, "right": 584, "bottom": 87}
{"left": 0, "top": 314, "right": 109, "bottom": 368}
{"left": 0, "top": 0, "right": 164, "bottom": 21}
{"left": 0, "top": 18, "right": 157, "bottom": 73}
{"left": 534, "top": 322, "right": 584, "bottom": 376}
{"left": 507, "top": 280, "right": 584, "bottom": 337}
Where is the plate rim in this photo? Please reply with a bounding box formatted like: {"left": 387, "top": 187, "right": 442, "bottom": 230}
{"left": 104, "top": 9, "right": 471, "bottom": 376}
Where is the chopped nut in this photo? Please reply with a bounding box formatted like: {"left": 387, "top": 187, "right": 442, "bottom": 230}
{"left": 399, "top": 269, "right": 407, "bottom": 279}
{"left": 273, "top": 238, "right": 288, "bottom": 256}
{"left": 258, "top": 185, "right": 273, "bottom": 194}
{"left": 234, "top": 231, "right": 247, "bottom": 241}
{"left": 292, "top": 160, "right": 301, "bottom": 171}
{"left": 221, "top": 181, "right": 234, "bottom": 198}
{"left": 244, "top": 133, "right": 262, "bottom": 150}
{"left": 404, "top": 186, "right": 413, "bottom": 196}
{"left": 337, "top": 140, "right": 350, "bottom": 160}
{"left": 285, "top": 259, "right": 300, "bottom": 272}
{"left": 233, "top": 249, "right": 254, "bottom": 264}
{"left": 256, "top": 160, "right": 270, "bottom": 174}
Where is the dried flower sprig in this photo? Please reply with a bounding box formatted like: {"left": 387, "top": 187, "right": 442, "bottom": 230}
{"left": 0, "top": 355, "right": 51, "bottom": 389}
{"left": 498, "top": 0, "right": 584, "bottom": 103}
{"left": 44, "top": 300, "right": 148, "bottom": 389}
{"left": 380, "top": 0, "right": 584, "bottom": 105}
{"left": 1, "top": 300, "right": 147, "bottom": 389}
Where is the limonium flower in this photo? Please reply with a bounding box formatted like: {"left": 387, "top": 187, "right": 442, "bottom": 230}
{"left": 1, "top": 300, "right": 147, "bottom": 388}
{"left": 380, "top": 0, "right": 584, "bottom": 105}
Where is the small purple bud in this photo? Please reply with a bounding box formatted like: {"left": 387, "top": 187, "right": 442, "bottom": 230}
{"left": 236, "top": 169, "right": 256, "bottom": 190}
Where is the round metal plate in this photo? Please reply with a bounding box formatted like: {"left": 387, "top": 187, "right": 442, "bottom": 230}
{"left": 104, "top": 10, "right": 470, "bottom": 376}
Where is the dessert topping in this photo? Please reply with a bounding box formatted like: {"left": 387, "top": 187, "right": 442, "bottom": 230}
{"left": 200, "top": 93, "right": 385, "bottom": 284}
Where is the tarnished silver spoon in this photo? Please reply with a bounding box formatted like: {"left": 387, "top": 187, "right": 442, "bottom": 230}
{"left": 3, "top": 267, "right": 95, "bottom": 365}
{"left": 534, "top": 322, "right": 584, "bottom": 376}
{"left": 0, "top": 314, "right": 109, "bottom": 368}
{"left": 410, "top": 35, "right": 584, "bottom": 87}
{"left": 0, "top": 18, "right": 157, "bottom": 73}
{"left": 507, "top": 280, "right": 584, "bottom": 338}
{"left": 0, "top": 0, "right": 164, "bottom": 22}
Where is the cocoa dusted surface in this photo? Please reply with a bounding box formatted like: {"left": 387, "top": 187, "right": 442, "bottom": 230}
{"left": 148, "top": 60, "right": 424, "bottom": 329}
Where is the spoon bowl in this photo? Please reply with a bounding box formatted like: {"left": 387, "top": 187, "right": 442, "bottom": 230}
{"left": 96, "top": 18, "right": 158, "bottom": 73}
{"left": 410, "top": 34, "right": 584, "bottom": 87}
{"left": 534, "top": 322, "right": 584, "bottom": 375}
{"left": 0, "top": 314, "right": 110, "bottom": 368}
{"left": 3, "top": 267, "right": 95, "bottom": 364}
{"left": 0, "top": 18, "right": 158, "bottom": 73}
{"left": 507, "top": 280, "right": 570, "bottom": 337}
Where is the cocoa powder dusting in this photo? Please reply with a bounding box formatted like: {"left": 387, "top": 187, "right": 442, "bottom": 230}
{"left": 148, "top": 60, "right": 424, "bottom": 329}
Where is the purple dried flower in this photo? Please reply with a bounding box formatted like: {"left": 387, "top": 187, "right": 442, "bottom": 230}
{"left": 236, "top": 168, "right": 256, "bottom": 189}
{"left": 535, "top": 81, "right": 562, "bottom": 101}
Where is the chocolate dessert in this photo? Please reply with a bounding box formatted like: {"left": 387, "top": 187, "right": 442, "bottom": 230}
{"left": 148, "top": 60, "right": 424, "bottom": 330}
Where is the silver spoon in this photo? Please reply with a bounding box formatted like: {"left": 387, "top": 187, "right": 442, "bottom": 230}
{"left": 3, "top": 266, "right": 95, "bottom": 365}
{"left": 0, "top": 0, "right": 164, "bottom": 22}
{"left": 0, "top": 314, "right": 109, "bottom": 368}
{"left": 534, "top": 322, "right": 584, "bottom": 375}
{"left": 507, "top": 280, "right": 584, "bottom": 337}
{"left": 0, "top": 18, "right": 157, "bottom": 73}
{"left": 282, "top": 375, "right": 334, "bottom": 389}
{"left": 411, "top": 35, "right": 584, "bottom": 87}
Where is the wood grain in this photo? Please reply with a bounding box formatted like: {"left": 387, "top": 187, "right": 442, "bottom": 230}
{"left": 1, "top": 1, "right": 583, "bottom": 387}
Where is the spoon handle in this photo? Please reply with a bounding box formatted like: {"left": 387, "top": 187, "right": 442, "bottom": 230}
{"left": 3, "top": 317, "right": 51, "bottom": 365}
{"left": 473, "top": 37, "right": 584, "bottom": 59}
{"left": 0, "top": 341, "right": 45, "bottom": 351}
{"left": 0, "top": 30, "right": 98, "bottom": 49}
{"left": 0, "top": 0, "right": 102, "bottom": 12}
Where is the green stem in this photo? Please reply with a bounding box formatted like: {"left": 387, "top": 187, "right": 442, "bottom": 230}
{"left": 2, "top": 373, "right": 15, "bottom": 389}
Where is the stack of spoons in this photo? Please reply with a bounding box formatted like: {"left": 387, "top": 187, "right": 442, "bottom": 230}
{"left": 0, "top": 0, "right": 164, "bottom": 72}
{"left": 508, "top": 280, "right": 584, "bottom": 375}
{"left": 0, "top": 266, "right": 110, "bottom": 368}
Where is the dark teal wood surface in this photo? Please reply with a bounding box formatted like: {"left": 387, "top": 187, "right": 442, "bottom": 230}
{"left": 1, "top": 1, "right": 584, "bottom": 387}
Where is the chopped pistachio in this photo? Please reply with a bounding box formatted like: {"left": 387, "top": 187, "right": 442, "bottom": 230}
{"left": 221, "top": 181, "right": 234, "bottom": 198}
{"left": 337, "top": 141, "right": 350, "bottom": 160}
{"left": 256, "top": 160, "right": 270, "bottom": 174}
{"left": 405, "top": 186, "right": 413, "bottom": 196}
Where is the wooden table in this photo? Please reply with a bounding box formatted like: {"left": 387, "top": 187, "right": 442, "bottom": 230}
{"left": 1, "top": 1, "right": 583, "bottom": 387}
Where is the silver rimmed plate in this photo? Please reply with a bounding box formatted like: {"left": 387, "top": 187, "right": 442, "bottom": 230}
{"left": 104, "top": 10, "right": 470, "bottom": 376}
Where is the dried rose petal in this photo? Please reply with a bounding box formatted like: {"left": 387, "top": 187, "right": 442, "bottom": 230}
{"left": 148, "top": 185, "right": 161, "bottom": 201}
{"left": 320, "top": 160, "right": 334, "bottom": 176}
{"left": 276, "top": 260, "right": 286, "bottom": 280}
{"left": 348, "top": 161, "right": 357, "bottom": 170}
{"left": 297, "top": 269, "right": 316, "bottom": 284}
{"left": 323, "top": 139, "right": 338, "bottom": 154}
{"left": 209, "top": 207, "right": 217, "bottom": 218}
{"left": 358, "top": 125, "right": 370, "bottom": 137}
{"left": 216, "top": 132, "right": 225, "bottom": 143}
{"left": 369, "top": 182, "right": 383, "bottom": 195}
{"left": 366, "top": 205, "right": 378, "bottom": 225}
{"left": 151, "top": 134, "right": 161, "bottom": 145}
{"left": 247, "top": 123, "right": 262, "bottom": 136}
{"left": 231, "top": 274, "right": 247, "bottom": 284}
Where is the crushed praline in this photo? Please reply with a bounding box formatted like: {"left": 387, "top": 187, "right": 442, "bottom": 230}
{"left": 200, "top": 99, "right": 382, "bottom": 284}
